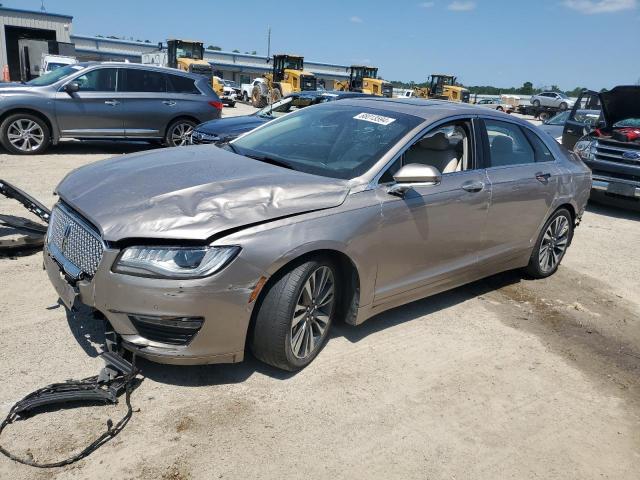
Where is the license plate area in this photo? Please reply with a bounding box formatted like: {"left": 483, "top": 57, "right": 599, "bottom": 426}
{"left": 45, "top": 252, "right": 79, "bottom": 310}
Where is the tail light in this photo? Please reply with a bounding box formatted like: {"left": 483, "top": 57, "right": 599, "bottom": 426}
{"left": 208, "top": 100, "right": 223, "bottom": 110}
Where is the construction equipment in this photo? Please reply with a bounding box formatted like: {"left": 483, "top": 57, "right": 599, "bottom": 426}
{"left": 251, "top": 54, "right": 317, "bottom": 108}
{"left": 335, "top": 66, "right": 393, "bottom": 97}
{"left": 142, "top": 39, "right": 224, "bottom": 97}
{"left": 412, "top": 74, "right": 470, "bottom": 103}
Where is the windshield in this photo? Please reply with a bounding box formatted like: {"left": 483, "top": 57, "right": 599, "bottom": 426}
{"left": 557, "top": 92, "right": 568, "bottom": 99}
{"left": 26, "top": 64, "right": 84, "bottom": 86}
{"left": 176, "top": 42, "right": 203, "bottom": 60}
{"left": 233, "top": 104, "right": 422, "bottom": 179}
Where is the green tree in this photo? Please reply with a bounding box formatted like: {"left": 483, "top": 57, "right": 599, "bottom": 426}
{"left": 207, "top": 45, "right": 222, "bottom": 51}
{"left": 232, "top": 49, "right": 240, "bottom": 53}
{"left": 520, "top": 81, "right": 533, "bottom": 95}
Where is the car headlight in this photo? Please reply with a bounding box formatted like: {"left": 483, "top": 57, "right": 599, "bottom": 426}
{"left": 113, "top": 246, "right": 241, "bottom": 279}
{"left": 573, "top": 139, "right": 596, "bottom": 161}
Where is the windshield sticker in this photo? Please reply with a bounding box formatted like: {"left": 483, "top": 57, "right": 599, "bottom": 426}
{"left": 353, "top": 112, "right": 396, "bottom": 126}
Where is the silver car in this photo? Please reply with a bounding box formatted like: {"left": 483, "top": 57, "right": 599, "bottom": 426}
{"left": 0, "top": 62, "right": 222, "bottom": 154}
{"left": 530, "top": 91, "right": 575, "bottom": 110}
{"left": 43, "top": 99, "right": 591, "bottom": 371}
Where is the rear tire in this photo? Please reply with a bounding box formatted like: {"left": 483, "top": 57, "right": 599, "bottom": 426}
{"left": 0, "top": 113, "right": 50, "bottom": 155}
{"left": 164, "top": 119, "right": 196, "bottom": 147}
{"left": 252, "top": 86, "right": 267, "bottom": 108}
{"left": 524, "top": 208, "right": 573, "bottom": 279}
{"left": 251, "top": 257, "right": 339, "bottom": 371}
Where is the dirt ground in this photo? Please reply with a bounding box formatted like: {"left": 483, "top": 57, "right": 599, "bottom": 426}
{"left": 1, "top": 107, "right": 639, "bottom": 480}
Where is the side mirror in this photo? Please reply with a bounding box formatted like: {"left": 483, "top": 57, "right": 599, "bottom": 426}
{"left": 63, "top": 82, "right": 79, "bottom": 94}
{"left": 388, "top": 164, "right": 442, "bottom": 196}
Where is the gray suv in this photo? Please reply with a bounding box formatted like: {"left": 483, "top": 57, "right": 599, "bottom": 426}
{"left": 0, "top": 62, "right": 222, "bottom": 154}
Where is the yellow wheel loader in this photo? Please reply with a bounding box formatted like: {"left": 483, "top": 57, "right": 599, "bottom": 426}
{"left": 412, "top": 74, "right": 470, "bottom": 103}
{"left": 251, "top": 54, "right": 317, "bottom": 108}
{"left": 142, "top": 39, "right": 224, "bottom": 97}
{"left": 335, "top": 66, "right": 393, "bottom": 97}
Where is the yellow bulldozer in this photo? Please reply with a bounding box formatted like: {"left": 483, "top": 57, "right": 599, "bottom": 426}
{"left": 251, "top": 54, "right": 317, "bottom": 108}
{"left": 142, "top": 39, "right": 224, "bottom": 97}
{"left": 412, "top": 74, "right": 470, "bottom": 103}
{"left": 335, "top": 66, "right": 393, "bottom": 97}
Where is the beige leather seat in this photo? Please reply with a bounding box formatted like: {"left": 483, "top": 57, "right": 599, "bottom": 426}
{"left": 405, "top": 132, "right": 460, "bottom": 173}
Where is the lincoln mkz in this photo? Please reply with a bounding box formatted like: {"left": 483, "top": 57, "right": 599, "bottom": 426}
{"left": 44, "top": 98, "right": 592, "bottom": 371}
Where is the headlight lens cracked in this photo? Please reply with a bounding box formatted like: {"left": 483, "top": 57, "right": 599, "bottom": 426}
{"left": 113, "top": 246, "right": 241, "bottom": 279}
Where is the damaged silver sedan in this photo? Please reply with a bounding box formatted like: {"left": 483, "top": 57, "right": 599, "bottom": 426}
{"left": 44, "top": 98, "right": 592, "bottom": 371}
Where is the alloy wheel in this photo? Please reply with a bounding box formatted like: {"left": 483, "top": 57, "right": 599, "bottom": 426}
{"left": 538, "top": 215, "right": 570, "bottom": 273}
{"left": 170, "top": 123, "right": 194, "bottom": 146}
{"left": 7, "top": 119, "right": 45, "bottom": 152}
{"left": 290, "top": 266, "right": 335, "bottom": 360}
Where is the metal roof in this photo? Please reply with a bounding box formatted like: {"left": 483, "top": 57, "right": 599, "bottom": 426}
{"left": 0, "top": 6, "right": 73, "bottom": 20}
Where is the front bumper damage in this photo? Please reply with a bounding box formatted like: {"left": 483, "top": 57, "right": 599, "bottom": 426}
{"left": 43, "top": 244, "right": 265, "bottom": 365}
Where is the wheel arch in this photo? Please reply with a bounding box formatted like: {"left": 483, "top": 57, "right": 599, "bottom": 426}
{"left": 0, "top": 108, "right": 58, "bottom": 143}
{"left": 251, "top": 245, "right": 362, "bottom": 335}
{"left": 164, "top": 115, "right": 201, "bottom": 137}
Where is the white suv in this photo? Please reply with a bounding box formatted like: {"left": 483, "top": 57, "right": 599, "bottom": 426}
{"left": 530, "top": 91, "right": 575, "bottom": 110}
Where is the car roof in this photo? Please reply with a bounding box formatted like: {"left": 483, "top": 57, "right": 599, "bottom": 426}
{"left": 75, "top": 61, "right": 204, "bottom": 79}
{"left": 332, "top": 97, "right": 529, "bottom": 124}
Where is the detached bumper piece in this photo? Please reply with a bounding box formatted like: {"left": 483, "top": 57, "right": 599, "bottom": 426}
{"left": 0, "top": 352, "right": 141, "bottom": 468}
{"left": 0, "top": 179, "right": 51, "bottom": 254}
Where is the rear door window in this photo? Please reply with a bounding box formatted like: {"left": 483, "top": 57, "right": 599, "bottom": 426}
{"left": 167, "top": 74, "right": 200, "bottom": 94}
{"left": 484, "top": 119, "right": 535, "bottom": 167}
{"left": 121, "top": 69, "right": 167, "bottom": 92}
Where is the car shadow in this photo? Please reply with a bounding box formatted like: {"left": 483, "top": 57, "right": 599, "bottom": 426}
{"left": 332, "top": 270, "right": 521, "bottom": 344}
{"left": 64, "top": 270, "right": 523, "bottom": 387}
{"left": 587, "top": 196, "right": 640, "bottom": 220}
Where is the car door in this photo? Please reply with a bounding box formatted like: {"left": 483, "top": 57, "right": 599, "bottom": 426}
{"left": 373, "top": 117, "right": 492, "bottom": 305}
{"left": 481, "top": 118, "right": 561, "bottom": 264}
{"left": 562, "top": 90, "right": 601, "bottom": 149}
{"left": 119, "top": 68, "right": 171, "bottom": 138}
{"left": 54, "top": 66, "right": 125, "bottom": 137}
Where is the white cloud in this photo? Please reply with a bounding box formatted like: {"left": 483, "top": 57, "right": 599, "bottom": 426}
{"left": 418, "top": 2, "right": 435, "bottom": 7}
{"left": 447, "top": 1, "right": 476, "bottom": 11}
{"left": 349, "top": 16, "right": 364, "bottom": 23}
{"left": 562, "top": 0, "right": 637, "bottom": 14}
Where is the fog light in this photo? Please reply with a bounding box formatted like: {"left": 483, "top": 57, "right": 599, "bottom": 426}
{"left": 128, "top": 314, "right": 204, "bottom": 346}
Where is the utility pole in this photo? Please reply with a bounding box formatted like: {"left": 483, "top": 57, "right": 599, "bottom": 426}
{"left": 267, "top": 26, "right": 271, "bottom": 59}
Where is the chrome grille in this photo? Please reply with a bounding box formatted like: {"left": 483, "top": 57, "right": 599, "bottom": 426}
{"left": 594, "top": 139, "right": 640, "bottom": 166}
{"left": 47, "top": 204, "right": 104, "bottom": 277}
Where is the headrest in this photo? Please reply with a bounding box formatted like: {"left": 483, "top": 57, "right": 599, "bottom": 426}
{"left": 418, "top": 132, "right": 450, "bottom": 151}
{"left": 491, "top": 135, "right": 513, "bottom": 153}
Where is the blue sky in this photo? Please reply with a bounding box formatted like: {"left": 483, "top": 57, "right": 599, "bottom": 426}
{"left": 9, "top": 0, "right": 640, "bottom": 89}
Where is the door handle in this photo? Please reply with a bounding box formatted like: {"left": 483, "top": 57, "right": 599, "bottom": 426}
{"left": 535, "top": 172, "right": 551, "bottom": 183}
{"left": 462, "top": 181, "right": 485, "bottom": 192}
{"left": 104, "top": 99, "right": 120, "bottom": 106}
{"left": 162, "top": 100, "right": 177, "bottom": 106}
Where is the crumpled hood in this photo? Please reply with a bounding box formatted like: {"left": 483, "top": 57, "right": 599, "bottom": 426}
{"left": 56, "top": 145, "right": 350, "bottom": 242}
{"left": 600, "top": 85, "right": 640, "bottom": 126}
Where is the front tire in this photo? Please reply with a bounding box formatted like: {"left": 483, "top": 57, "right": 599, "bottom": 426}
{"left": 524, "top": 208, "right": 573, "bottom": 279}
{"left": 532, "top": 99, "right": 541, "bottom": 107}
{"left": 251, "top": 258, "right": 338, "bottom": 371}
{"left": 0, "top": 113, "right": 50, "bottom": 155}
{"left": 559, "top": 102, "right": 568, "bottom": 111}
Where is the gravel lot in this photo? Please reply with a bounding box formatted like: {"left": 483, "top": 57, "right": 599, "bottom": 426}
{"left": 1, "top": 106, "right": 639, "bottom": 479}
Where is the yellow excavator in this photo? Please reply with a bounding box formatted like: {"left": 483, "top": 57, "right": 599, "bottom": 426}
{"left": 413, "top": 74, "right": 470, "bottom": 103}
{"left": 335, "top": 66, "right": 393, "bottom": 97}
{"left": 251, "top": 54, "right": 317, "bottom": 107}
{"left": 142, "top": 39, "right": 224, "bottom": 97}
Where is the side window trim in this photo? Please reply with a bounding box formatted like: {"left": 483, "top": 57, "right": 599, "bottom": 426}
{"left": 373, "top": 115, "right": 479, "bottom": 185}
